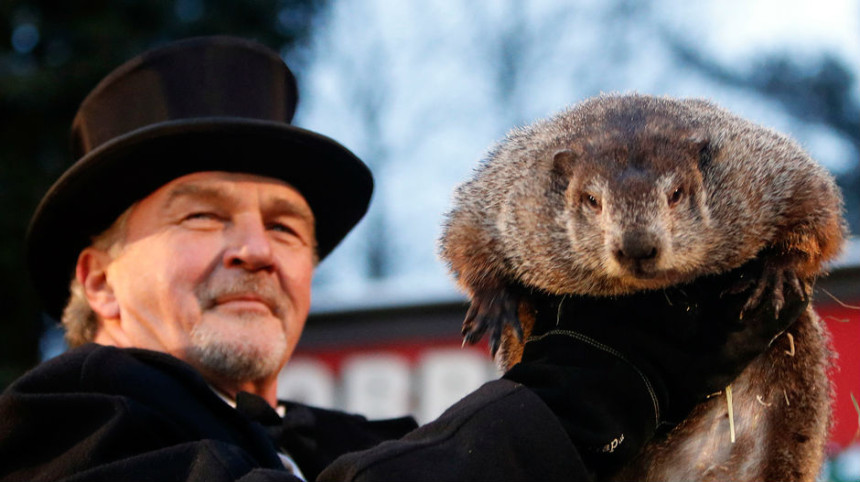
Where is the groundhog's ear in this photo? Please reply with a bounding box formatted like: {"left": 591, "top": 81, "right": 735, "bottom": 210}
{"left": 685, "top": 134, "right": 713, "bottom": 170}
{"left": 550, "top": 148, "right": 582, "bottom": 194}
{"left": 551, "top": 147, "right": 582, "bottom": 177}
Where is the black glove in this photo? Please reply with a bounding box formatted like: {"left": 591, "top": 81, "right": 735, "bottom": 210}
{"left": 503, "top": 257, "right": 809, "bottom": 475}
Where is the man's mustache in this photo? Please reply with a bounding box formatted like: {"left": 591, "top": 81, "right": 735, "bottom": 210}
{"left": 195, "top": 275, "right": 288, "bottom": 318}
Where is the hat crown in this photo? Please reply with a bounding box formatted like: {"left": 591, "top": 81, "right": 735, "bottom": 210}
{"left": 71, "top": 36, "right": 298, "bottom": 160}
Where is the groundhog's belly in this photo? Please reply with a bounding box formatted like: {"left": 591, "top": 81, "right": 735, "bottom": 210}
{"left": 611, "top": 310, "right": 831, "bottom": 482}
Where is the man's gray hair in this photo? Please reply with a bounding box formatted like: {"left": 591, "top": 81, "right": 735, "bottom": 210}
{"left": 61, "top": 207, "right": 132, "bottom": 347}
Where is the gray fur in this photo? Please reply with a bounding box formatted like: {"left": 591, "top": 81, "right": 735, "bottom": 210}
{"left": 440, "top": 94, "right": 845, "bottom": 481}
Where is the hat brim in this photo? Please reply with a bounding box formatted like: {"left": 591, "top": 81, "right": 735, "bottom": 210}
{"left": 27, "top": 117, "right": 373, "bottom": 319}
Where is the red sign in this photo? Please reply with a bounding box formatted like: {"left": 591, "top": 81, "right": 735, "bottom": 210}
{"left": 281, "top": 304, "right": 860, "bottom": 448}
{"left": 821, "top": 304, "right": 860, "bottom": 450}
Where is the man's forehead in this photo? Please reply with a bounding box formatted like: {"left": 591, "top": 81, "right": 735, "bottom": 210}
{"left": 161, "top": 171, "right": 294, "bottom": 191}
{"left": 154, "top": 171, "right": 309, "bottom": 208}
{"left": 120, "top": 171, "right": 317, "bottom": 231}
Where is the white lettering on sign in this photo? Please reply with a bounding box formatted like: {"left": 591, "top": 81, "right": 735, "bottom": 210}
{"left": 342, "top": 354, "right": 412, "bottom": 419}
{"left": 278, "top": 347, "right": 498, "bottom": 423}
{"left": 276, "top": 359, "right": 336, "bottom": 409}
{"left": 417, "top": 349, "right": 496, "bottom": 422}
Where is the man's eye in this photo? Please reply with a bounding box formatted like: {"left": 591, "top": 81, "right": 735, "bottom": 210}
{"left": 182, "top": 212, "right": 222, "bottom": 226}
{"left": 269, "top": 222, "right": 296, "bottom": 235}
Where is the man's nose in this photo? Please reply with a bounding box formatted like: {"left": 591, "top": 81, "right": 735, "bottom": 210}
{"left": 224, "top": 216, "right": 275, "bottom": 271}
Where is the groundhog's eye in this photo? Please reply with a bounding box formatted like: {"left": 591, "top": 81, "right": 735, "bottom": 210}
{"left": 668, "top": 187, "right": 684, "bottom": 206}
{"left": 581, "top": 193, "right": 601, "bottom": 211}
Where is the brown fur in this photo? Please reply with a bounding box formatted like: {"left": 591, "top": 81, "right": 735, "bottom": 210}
{"left": 439, "top": 94, "right": 845, "bottom": 481}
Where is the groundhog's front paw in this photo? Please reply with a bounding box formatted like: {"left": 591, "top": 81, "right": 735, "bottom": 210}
{"left": 462, "top": 285, "right": 523, "bottom": 355}
{"left": 726, "top": 254, "right": 808, "bottom": 319}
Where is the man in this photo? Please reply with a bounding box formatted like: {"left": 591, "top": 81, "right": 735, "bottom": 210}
{"left": 1, "top": 37, "right": 806, "bottom": 481}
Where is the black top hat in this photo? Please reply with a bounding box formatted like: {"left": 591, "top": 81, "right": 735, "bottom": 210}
{"left": 26, "top": 36, "right": 373, "bottom": 319}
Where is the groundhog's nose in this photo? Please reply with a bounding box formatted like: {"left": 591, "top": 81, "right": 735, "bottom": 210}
{"left": 614, "top": 230, "right": 661, "bottom": 276}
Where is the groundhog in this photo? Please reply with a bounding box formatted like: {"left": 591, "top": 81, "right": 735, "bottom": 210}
{"left": 439, "top": 93, "right": 845, "bottom": 481}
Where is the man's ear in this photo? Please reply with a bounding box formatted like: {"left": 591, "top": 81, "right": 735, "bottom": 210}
{"left": 76, "top": 247, "right": 120, "bottom": 320}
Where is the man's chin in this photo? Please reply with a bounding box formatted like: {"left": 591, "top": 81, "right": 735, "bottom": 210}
{"left": 208, "top": 304, "right": 281, "bottom": 324}
{"left": 187, "top": 326, "right": 287, "bottom": 383}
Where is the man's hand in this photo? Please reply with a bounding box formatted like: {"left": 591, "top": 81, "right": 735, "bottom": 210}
{"left": 503, "top": 256, "right": 809, "bottom": 475}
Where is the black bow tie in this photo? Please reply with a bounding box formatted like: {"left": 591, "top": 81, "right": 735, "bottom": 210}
{"left": 235, "top": 391, "right": 284, "bottom": 437}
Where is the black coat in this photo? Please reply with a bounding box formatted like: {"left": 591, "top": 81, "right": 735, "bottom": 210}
{"left": 0, "top": 344, "right": 589, "bottom": 481}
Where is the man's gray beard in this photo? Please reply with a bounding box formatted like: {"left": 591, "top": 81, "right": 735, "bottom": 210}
{"left": 187, "top": 320, "right": 286, "bottom": 383}
{"left": 189, "top": 273, "right": 290, "bottom": 382}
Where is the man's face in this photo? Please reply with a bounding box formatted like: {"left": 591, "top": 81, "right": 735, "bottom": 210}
{"left": 92, "top": 171, "right": 315, "bottom": 386}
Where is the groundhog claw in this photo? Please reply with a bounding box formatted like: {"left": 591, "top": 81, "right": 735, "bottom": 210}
{"left": 462, "top": 286, "right": 522, "bottom": 355}
{"left": 736, "top": 256, "right": 807, "bottom": 320}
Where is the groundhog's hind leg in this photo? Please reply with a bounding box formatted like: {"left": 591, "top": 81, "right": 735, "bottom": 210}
{"left": 462, "top": 282, "right": 524, "bottom": 355}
